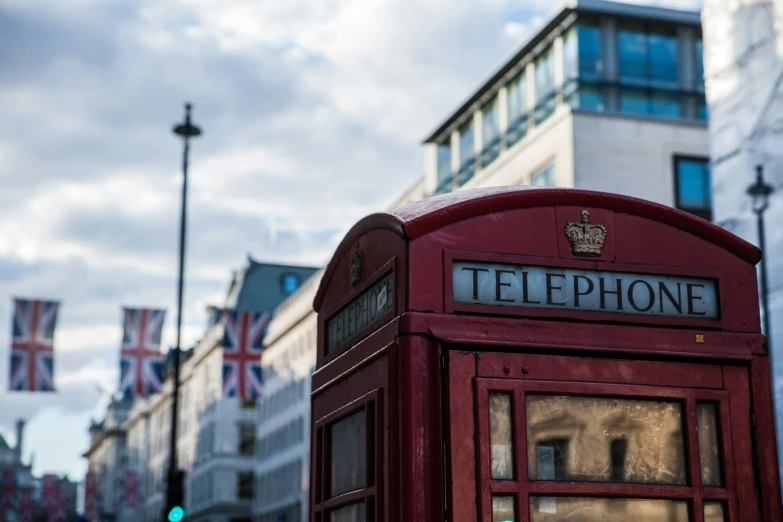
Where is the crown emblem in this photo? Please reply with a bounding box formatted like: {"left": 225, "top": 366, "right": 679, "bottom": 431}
{"left": 564, "top": 210, "right": 606, "bottom": 256}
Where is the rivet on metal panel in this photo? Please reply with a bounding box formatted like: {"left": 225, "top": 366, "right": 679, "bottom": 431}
{"left": 522, "top": 367, "right": 529, "bottom": 374}
{"left": 503, "top": 366, "right": 511, "bottom": 375}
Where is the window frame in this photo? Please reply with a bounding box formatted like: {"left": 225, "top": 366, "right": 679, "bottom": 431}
{"left": 475, "top": 379, "right": 736, "bottom": 522}
{"left": 313, "top": 388, "right": 384, "bottom": 522}
{"left": 673, "top": 155, "right": 712, "bottom": 222}
{"left": 237, "top": 470, "right": 255, "bottom": 500}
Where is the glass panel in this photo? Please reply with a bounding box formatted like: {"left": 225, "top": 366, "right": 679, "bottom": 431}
{"left": 330, "top": 410, "right": 366, "bottom": 497}
{"left": 618, "top": 28, "right": 648, "bottom": 85}
{"left": 532, "top": 164, "right": 555, "bottom": 187}
{"left": 489, "top": 393, "right": 514, "bottom": 479}
{"left": 677, "top": 158, "right": 711, "bottom": 210}
{"left": 507, "top": 72, "right": 527, "bottom": 123}
{"left": 650, "top": 92, "right": 681, "bottom": 119}
{"left": 696, "top": 39, "right": 705, "bottom": 90}
{"left": 535, "top": 47, "right": 555, "bottom": 104}
{"left": 697, "top": 403, "right": 723, "bottom": 486}
{"left": 649, "top": 32, "right": 678, "bottom": 87}
{"left": 437, "top": 141, "right": 452, "bottom": 183}
{"left": 530, "top": 497, "right": 689, "bottom": 522}
{"left": 579, "top": 25, "right": 603, "bottom": 80}
{"left": 459, "top": 120, "right": 474, "bottom": 166}
{"left": 620, "top": 89, "right": 648, "bottom": 116}
{"left": 563, "top": 28, "right": 578, "bottom": 81}
{"left": 704, "top": 502, "right": 725, "bottom": 522}
{"left": 482, "top": 97, "right": 499, "bottom": 145}
{"left": 492, "top": 496, "right": 516, "bottom": 522}
{"left": 330, "top": 502, "right": 366, "bottom": 522}
{"left": 526, "top": 395, "right": 687, "bottom": 485}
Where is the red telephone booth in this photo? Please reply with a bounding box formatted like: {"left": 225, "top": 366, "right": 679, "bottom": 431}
{"left": 309, "top": 187, "right": 782, "bottom": 522}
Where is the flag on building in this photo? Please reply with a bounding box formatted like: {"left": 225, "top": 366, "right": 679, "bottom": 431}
{"left": 84, "top": 472, "right": 100, "bottom": 522}
{"left": 118, "top": 307, "right": 166, "bottom": 396}
{"left": 8, "top": 298, "right": 59, "bottom": 392}
{"left": 17, "top": 489, "right": 33, "bottom": 522}
{"left": 41, "top": 474, "right": 59, "bottom": 510}
{"left": 0, "top": 470, "right": 17, "bottom": 517}
{"left": 123, "top": 470, "right": 139, "bottom": 510}
{"left": 51, "top": 487, "right": 66, "bottom": 522}
{"left": 221, "top": 310, "right": 270, "bottom": 399}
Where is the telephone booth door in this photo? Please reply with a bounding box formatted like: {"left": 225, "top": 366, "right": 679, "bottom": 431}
{"left": 448, "top": 349, "right": 764, "bottom": 522}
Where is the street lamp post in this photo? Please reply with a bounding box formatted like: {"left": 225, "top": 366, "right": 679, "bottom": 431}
{"left": 166, "top": 103, "right": 201, "bottom": 521}
{"left": 747, "top": 165, "right": 775, "bottom": 351}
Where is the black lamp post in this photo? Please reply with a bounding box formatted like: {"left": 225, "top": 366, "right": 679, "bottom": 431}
{"left": 747, "top": 164, "right": 775, "bottom": 353}
{"left": 166, "top": 103, "right": 201, "bottom": 521}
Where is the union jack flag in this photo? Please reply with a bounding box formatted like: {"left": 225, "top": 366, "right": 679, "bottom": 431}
{"left": 118, "top": 308, "right": 166, "bottom": 396}
{"left": 0, "top": 470, "right": 17, "bottom": 516}
{"left": 84, "top": 472, "right": 100, "bottom": 522}
{"left": 16, "top": 489, "right": 33, "bottom": 522}
{"left": 221, "top": 310, "right": 270, "bottom": 399}
{"left": 41, "top": 474, "right": 59, "bottom": 510}
{"left": 123, "top": 470, "right": 139, "bottom": 510}
{"left": 9, "top": 298, "right": 59, "bottom": 392}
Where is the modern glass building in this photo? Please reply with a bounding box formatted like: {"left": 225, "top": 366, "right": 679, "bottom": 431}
{"left": 412, "top": 0, "right": 713, "bottom": 221}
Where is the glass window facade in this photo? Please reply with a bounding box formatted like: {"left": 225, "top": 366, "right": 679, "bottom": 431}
{"left": 534, "top": 47, "right": 555, "bottom": 124}
{"left": 532, "top": 164, "right": 556, "bottom": 187}
{"left": 564, "top": 21, "right": 604, "bottom": 113}
{"left": 507, "top": 71, "right": 528, "bottom": 146}
{"left": 437, "top": 141, "right": 452, "bottom": 183}
{"left": 458, "top": 120, "right": 475, "bottom": 167}
{"left": 481, "top": 97, "right": 501, "bottom": 168}
{"left": 675, "top": 156, "right": 712, "bottom": 221}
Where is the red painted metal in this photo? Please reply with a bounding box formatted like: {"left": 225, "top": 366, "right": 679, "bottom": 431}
{"left": 310, "top": 187, "right": 780, "bottom": 522}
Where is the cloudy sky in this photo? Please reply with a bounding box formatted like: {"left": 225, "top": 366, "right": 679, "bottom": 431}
{"left": 0, "top": 0, "right": 699, "bottom": 480}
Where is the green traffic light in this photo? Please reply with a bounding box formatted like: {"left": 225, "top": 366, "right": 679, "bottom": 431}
{"left": 168, "top": 506, "right": 185, "bottom": 522}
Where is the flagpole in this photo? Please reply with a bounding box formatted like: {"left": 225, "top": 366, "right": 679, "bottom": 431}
{"left": 167, "top": 103, "right": 201, "bottom": 520}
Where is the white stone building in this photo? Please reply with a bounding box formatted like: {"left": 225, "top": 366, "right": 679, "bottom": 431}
{"left": 701, "top": 0, "right": 783, "bottom": 469}
{"left": 252, "top": 272, "right": 321, "bottom": 522}
{"left": 83, "top": 395, "right": 133, "bottom": 520}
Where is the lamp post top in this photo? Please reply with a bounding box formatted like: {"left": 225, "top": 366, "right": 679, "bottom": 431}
{"left": 173, "top": 102, "right": 201, "bottom": 139}
{"left": 747, "top": 164, "right": 774, "bottom": 214}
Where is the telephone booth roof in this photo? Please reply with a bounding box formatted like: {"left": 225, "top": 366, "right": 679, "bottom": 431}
{"left": 314, "top": 187, "right": 763, "bottom": 367}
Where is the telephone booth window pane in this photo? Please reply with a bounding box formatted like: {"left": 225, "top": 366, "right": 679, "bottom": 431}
{"left": 489, "top": 393, "right": 514, "bottom": 479}
{"left": 697, "top": 403, "right": 723, "bottom": 487}
{"left": 492, "top": 496, "right": 516, "bottom": 522}
{"left": 529, "top": 497, "right": 689, "bottom": 521}
{"left": 330, "top": 410, "right": 366, "bottom": 497}
{"left": 330, "top": 502, "right": 366, "bottom": 522}
{"left": 704, "top": 502, "right": 725, "bottom": 522}
{"left": 526, "top": 395, "right": 687, "bottom": 485}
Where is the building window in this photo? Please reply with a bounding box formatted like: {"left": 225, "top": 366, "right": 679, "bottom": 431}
{"left": 674, "top": 156, "right": 712, "bottom": 221}
{"left": 456, "top": 119, "right": 476, "bottom": 185}
{"left": 281, "top": 274, "right": 300, "bottom": 296}
{"left": 618, "top": 25, "right": 678, "bottom": 87}
{"left": 437, "top": 140, "right": 452, "bottom": 184}
{"left": 239, "top": 424, "right": 256, "bottom": 456}
{"left": 506, "top": 71, "right": 528, "bottom": 147}
{"left": 696, "top": 38, "right": 704, "bottom": 88}
{"left": 237, "top": 471, "right": 254, "bottom": 500}
{"left": 480, "top": 97, "right": 501, "bottom": 168}
{"left": 534, "top": 46, "right": 555, "bottom": 124}
{"left": 564, "top": 22, "right": 602, "bottom": 82}
{"left": 532, "top": 164, "right": 556, "bottom": 187}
